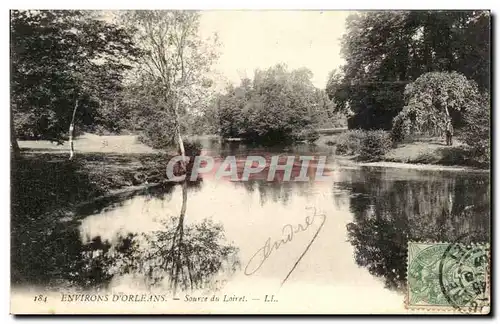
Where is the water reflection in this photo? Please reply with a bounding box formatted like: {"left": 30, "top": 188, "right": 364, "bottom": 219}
{"left": 82, "top": 217, "right": 240, "bottom": 293}
{"left": 77, "top": 176, "right": 240, "bottom": 295}
{"left": 77, "top": 161, "right": 490, "bottom": 295}
{"left": 234, "top": 179, "right": 317, "bottom": 206}
{"left": 13, "top": 139, "right": 490, "bottom": 306}
{"left": 339, "top": 167, "right": 490, "bottom": 291}
{"left": 196, "top": 136, "right": 335, "bottom": 158}
{"left": 11, "top": 175, "right": 177, "bottom": 289}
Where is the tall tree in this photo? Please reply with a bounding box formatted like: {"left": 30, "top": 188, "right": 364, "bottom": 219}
{"left": 327, "top": 10, "right": 490, "bottom": 130}
{"left": 215, "top": 64, "right": 336, "bottom": 143}
{"left": 121, "top": 10, "right": 218, "bottom": 295}
{"left": 120, "top": 10, "right": 218, "bottom": 152}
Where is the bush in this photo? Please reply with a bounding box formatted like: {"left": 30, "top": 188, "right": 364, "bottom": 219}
{"left": 359, "top": 131, "right": 392, "bottom": 161}
{"left": 462, "top": 94, "right": 490, "bottom": 166}
{"left": 295, "top": 129, "right": 320, "bottom": 143}
{"left": 334, "top": 130, "right": 392, "bottom": 161}
{"left": 335, "top": 129, "right": 366, "bottom": 155}
{"left": 136, "top": 110, "right": 177, "bottom": 149}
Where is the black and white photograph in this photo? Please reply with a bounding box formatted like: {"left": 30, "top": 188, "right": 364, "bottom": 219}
{"left": 9, "top": 9, "right": 491, "bottom": 314}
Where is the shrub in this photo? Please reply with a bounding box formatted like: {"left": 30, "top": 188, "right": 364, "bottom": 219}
{"left": 299, "top": 129, "right": 320, "bottom": 143}
{"left": 137, "top": 110, "right": 177, "bottom": 149}
{"left": 334, "top": 129, "right": 392, "bottom": 160}
{"left": 359, "top": 131, "right": 392, "bottom": 161}
{"left": 335, "top": 129, "right": 366, "bottom": 155}
{"left": 138, "top": 121, "right": 177, "bottom": 149}
{"left": 462, "top": 94, "right": 490, "bottom": 166}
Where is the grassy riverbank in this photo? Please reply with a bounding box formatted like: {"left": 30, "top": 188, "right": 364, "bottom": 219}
{"left": 319, "top": 132, "right": 489, "bottom": 170}
{"left": 11, "top": 134, "right": 177, "bottom": 286}
{"left": 13, "top": 151, "right": 171, "bottom": 211}
{"left": 13, "top": 136, "right": 174, "bottom": 219}
{"left": 13, "top": 131, "right": 488, "bottom": 219}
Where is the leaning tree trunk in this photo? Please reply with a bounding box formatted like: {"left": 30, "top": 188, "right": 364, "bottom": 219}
{"left": 171, "top": 98, "right": 189, "bottom": 296}
{"left": 172, "top": 180, "right": 188, "bottom": 296}
{"left": 68, "top": 98, "right": 79, "bottom": 160}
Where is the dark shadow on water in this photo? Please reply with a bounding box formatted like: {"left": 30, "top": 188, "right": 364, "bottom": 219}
{"left": 83, "top": 216, "right": 240, "bottom": 293}
{"left": 339, "top": 167, "right": 490, "bottom": 292}
{"left": 77, "top": 178, "right": 240, "bottom": 294}
{"left": 10, "top": 153, "right": 198, "bottom": 289}
{"left": 233, "top": 179, "right": 317, "bottom": 206}
{"left": 12, "top": 151, "right": 237, "bottom": 293}
{"left": 203, "top": 139, "right": 334, "bottom": 158}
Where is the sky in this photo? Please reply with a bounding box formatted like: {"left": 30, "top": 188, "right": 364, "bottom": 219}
{"left": 199, "top": 11, "right": 350, "bottom": 89}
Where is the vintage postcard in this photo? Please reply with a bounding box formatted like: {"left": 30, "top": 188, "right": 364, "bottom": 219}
{"left": 10, "top": 9, "right": 491, "bottom": 314}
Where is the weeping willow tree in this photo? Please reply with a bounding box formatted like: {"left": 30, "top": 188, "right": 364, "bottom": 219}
{"left": 391, "top": 71, "right": 482, "bottom": 144}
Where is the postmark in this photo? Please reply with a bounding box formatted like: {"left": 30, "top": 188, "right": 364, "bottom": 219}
{"left": 407, "top": 242, "right": 490, "bottom": 313}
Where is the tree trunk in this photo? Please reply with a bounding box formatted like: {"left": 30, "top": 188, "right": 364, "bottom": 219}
{"left": 172, "top": 97, "right": 189, "bottom": 297}
{"left": 173, "top": 182, "right": 188, "bottom": 296}
{"left": 68, "top": 98, "right": 79, "bottom": 160}
{"left": 174, "top": 100, "right": 186, "bottom": 165}
{"left": 444, "top": 105, "right": 453, "bottom": 146}
{"left": 10, "top": 108, "right": 20, "bottom": 159}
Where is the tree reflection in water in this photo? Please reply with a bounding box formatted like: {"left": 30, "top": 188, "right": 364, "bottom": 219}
{"left": 234, "top": 178, "right": 317, "bottom": 206}
{"left": 82, "top": 181, "right": 240, "bottom": 295}
{"left": 343, "top": 167, "right": 490, "bottom": 291}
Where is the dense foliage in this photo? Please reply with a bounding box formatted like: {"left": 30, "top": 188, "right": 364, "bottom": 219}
{"left": 391, "top": 71, "right": 482, "bottom": 142}
{"left": 213, "top": 65, "right": 339, "bottom": 143}
{"left": 359, "top": 131, "right": 393, "bottom": 161}
{"left": 119, "top": 11, "right": 219, "bottom": 149}
{"left": 333, "top": 129, "right": 392, "bottom": 161}
{"left": 10, "top": 10, "right": 140, "bottom": 143}
{"left": 334, "top": 129, "right": 367, "bottom": 155}
{"left": 327, "top": 11, "right": 490, "bottom": 130}
{"left": 462, "top": 93, "right": 490, "bottom": 165}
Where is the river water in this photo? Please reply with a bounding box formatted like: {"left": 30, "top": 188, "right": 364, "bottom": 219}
{"left": 17, "top": 138, "right": 491, "bottom": 313}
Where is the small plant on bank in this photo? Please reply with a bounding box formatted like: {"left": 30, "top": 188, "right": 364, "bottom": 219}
{"left": 335, "top": 129, "right": 367, "bottom": 155}
{"left": 303, "top": 129, "right": 320, "bottom": 143}
{"left": 359, "top": 131, "right": 393, "bottom": 161}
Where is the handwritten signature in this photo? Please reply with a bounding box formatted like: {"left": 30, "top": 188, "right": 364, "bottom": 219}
{"left": 244, "top": 207, "right": 326, "bottom": 286}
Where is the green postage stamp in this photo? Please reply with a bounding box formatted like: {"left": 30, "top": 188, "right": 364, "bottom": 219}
{"left": 407, "top": 242, "right": 490, "bottom": 313}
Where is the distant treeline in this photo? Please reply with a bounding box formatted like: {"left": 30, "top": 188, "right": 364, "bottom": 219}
{"left": 194, "top": 65, "right": 345, "bottom": 143}
{"left": 10, "top": 10, "right": 490, "bottom": 154}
